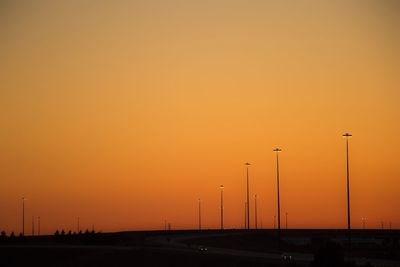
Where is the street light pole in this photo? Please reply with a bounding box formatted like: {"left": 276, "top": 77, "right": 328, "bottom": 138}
{"left": 254, "top": 194, "right": 258, "bottom": 229}
{"left": 245, "top": 163, "right": 251, "bottom": 230}
{"left": 343, "top": 133, "right": 352, "bottom": 249}
{"left": 244, "top": 202, "right": 247, "bottom": 229}
{"left": 273, "top": 148, "right": 282, "bottom": 241}
{"left": 285, "top": 212, "right": 288, "bottom": 230}
{"left": 220, "top": 185, "right": 224, "bottom": 230}
{"left": 32, "top": 216, "right": 34, "bottom": 236}
{"left": 198, "top": 198, "right": 201, "bottom": 231}
{"left": 22, "top": 197, "right": 26, "bottom": 236}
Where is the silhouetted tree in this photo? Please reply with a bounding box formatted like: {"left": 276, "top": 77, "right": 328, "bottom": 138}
{"left": 10, "top": 232, "right": 15, "bottom": 238}
{"left": 61, "top": 229, "right": 65, "bottom": 235}
{"left": 54, "top": 230, "right": 60, "bottom": 236}
{"left": 1, "top": 231, "right": 6, "bottom": 238}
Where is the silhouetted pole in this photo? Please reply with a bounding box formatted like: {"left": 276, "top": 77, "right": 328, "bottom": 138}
{"left": 164, "top": 220, "right": 167, "bottom": 231}
{"left": 38, "top": 216, "right": 40, "bottom": 235}
{"left": 198, "top": 198, "right": 201, "bottom": 230}
{"left": 343, "top": 133, "right": 352, "bottom": 249}
{"left": 362, "top": 217, "right": 366, "bottom": 230}
{"left": 285, "top": 212, "right": 288, "bottom": 229}
{"left": 244, "top": 202, "right": 247, "bottom": 229}
{"left": 32, "top": 216, "right": 34, "bottom": 236}
{"left": 273, "top": 215, "right": 276, "bottom": 229}
{"left": 254, "top": 194, "right": 258, "bottom": 229}
{"left": 273, "top": 148, "right": 282, "bottom": 241}
{"left": 220, "top": 185, "right": 224, "bottom": 230}
{"left": 22, "top": 197, "right": 26, "bottom": 236}
{"left": 245, "top": 162, "right": 251, "bottom": 230}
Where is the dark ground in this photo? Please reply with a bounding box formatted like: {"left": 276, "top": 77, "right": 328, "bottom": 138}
{"left": 0, "top": 229, "right": 398, "bottom": 267}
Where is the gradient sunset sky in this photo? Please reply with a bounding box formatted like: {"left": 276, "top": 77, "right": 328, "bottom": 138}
{"left": 1, "top": 1, "right": 399, "bottom": 234}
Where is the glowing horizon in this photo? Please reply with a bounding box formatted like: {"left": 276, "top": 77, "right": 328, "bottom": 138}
{"left": 1, "top": 0, "right": 399, "bottom": 234}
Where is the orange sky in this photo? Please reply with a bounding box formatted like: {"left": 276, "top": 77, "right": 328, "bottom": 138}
{"left": 1, "top": 1, "right": 399, "bottom": 234}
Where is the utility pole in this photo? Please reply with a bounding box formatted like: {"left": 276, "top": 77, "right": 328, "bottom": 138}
{"left": 32, "top": 216, "right": 34, "bottom": 236}
{"left": 22, "top": 197, "right": 26, "bottom": 236}
{"left": 273, "top": 148, "right": 282, "bottom": 242}
{"left": 198, "top": 198, "right": 201, "bottom": 230}
{"left": 254, "top": 194, "right": 258, "bottom": 229}
{"left": 245, "top": 163, "right": 251, "bottom": 230}
{"left": 220, "top": 185, "right": 224, "bottom": 230}
{"left": 244, "top": 202, "right": 247, "bottom": 229}
{"left": 285, "top": 212, "right": 288, "bottom": 229}
{"left": 343, "top": 133, "right": 352, "bottom": 249}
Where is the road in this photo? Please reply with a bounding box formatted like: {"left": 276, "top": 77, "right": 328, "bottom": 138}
{"left": 147, "top": 232, "right": 400, "bottom": 267}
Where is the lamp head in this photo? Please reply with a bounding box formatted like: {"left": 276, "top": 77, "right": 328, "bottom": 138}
{"left": 273, "top": 148, "right": 282, "bottom": 152}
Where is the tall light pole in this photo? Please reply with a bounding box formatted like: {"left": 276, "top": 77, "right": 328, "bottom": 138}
{"left": 198, "top": 198, "right": 202, "bottom": 231}
{"left": 254, "top": 194, "right": 258, "bottom": 229}
{"left": 343, "top": 133, "right": 352, "bottom": 248}
{"left": 32, "top": 216, "right": 35, "bottom": 236}
{"left": 245, "top": 162, "right": 251, "bottom": 230}
{"left": 244, "top": 202, "right": 247, "bottom": 229}
{"left": 273, "top": 148, "right": 282, "bottom": 241}
{"left": 285, "top": 212, "right": 288, "bottom": 230}
{"left": 220, "top": 185, "right": 224, "bottom": 230}
{"left": 22, "top": 197, "right": 26, "bottom": 236}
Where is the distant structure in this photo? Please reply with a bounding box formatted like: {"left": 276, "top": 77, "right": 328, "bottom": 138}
{"left": 254, "top": 194, "right": 258, "bottom": 229}
{"left": 22, "top": 197, "right": 26, "bottom": 236}
{"left": 38, "top": 216, "right": 41, "bottom": 235}
{"left": 285, "top": 212, "right": 288, "bottom": 229}
{"left": 244, "top": 163, "right": 251, "bottom": 230}
{"left": 342, "top": 133, "right": 352, "bottom": 248}
{"left": 273, "top": 148, "right": 282, "bottom": 241}
{"left": 244, "top": 202, "right": 247, "bottom": 229}
{"left": 198, "top": 198, "right": 202, "bottom": 230}
{"left": 31, "top": 216, "right": 34, "bottom": 236}
{"left": 220, "top": 185, "right": 224, "bottom": 230}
